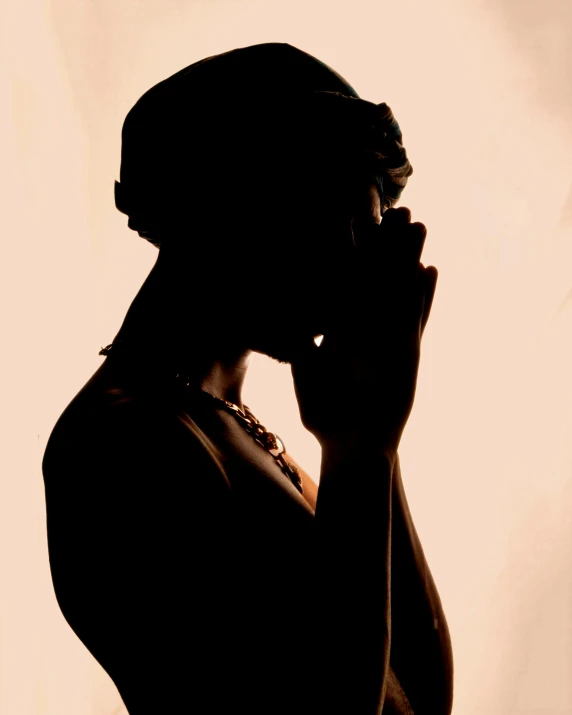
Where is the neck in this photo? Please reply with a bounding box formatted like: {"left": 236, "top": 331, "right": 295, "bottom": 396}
{"left": 109, "top": 259, "right": 252, "bottom": 409}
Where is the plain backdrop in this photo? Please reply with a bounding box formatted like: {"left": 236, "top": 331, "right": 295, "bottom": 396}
{"left": 1, "top": 0, "right": 571, "bottom": 713}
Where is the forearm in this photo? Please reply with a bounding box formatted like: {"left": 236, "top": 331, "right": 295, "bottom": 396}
{"left": 310, "top": 436, "right": 395, "bottom": 715}
{"left": 389, "top": 454, "right": 454, "bottom": 714}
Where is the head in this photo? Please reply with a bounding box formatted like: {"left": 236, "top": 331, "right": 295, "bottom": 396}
{"left": 115, "top": 42, "right": 413, "bottom": 363}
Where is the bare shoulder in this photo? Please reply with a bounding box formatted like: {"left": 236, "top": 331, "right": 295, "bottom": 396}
{"left": 41, "top": 365, "right": 240, "bottom": 696}
{"left": 42, "top": 361, "right": 235, "bottom": 600}
{"left": 42, "top": 361, "right": 229, "bottom": 496}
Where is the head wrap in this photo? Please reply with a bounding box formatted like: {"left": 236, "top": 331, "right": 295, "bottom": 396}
{"left": 114, "top": 42, "right": 413, "bottom": 248}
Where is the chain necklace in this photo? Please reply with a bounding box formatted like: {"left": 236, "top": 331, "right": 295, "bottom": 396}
{"left": 99, "top": 341, "right": 304, "bottom": 494}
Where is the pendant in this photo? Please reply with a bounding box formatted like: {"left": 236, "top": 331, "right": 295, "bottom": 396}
{"left": 263, "top": 431, "right": 285, "bottom": 457}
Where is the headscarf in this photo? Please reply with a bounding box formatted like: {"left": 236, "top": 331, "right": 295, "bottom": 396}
{"left": 114, "top": 42, "right": 413, "bottom": 248}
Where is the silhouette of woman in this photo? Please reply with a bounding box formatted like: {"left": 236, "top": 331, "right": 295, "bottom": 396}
{"left": 42, "top": 43, "right": 453, "bottom": 714}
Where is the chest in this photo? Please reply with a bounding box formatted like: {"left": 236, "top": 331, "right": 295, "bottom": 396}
{"left": 182, "top": 403, "right": 317, "bottom": 516}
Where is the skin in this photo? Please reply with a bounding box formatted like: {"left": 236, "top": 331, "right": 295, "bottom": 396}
{"left": 42, "top": 179, "right": 453, "bottom": 714}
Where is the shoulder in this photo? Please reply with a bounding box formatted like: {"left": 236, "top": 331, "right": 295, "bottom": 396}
{"left": 43, "top": 388, "right": 237, "bottom": 595}
{"left": 42, "top": 396, "right": 242, "bottom": 677}
{"left": 42, "top": 383, "right": 231, "bottom": 504}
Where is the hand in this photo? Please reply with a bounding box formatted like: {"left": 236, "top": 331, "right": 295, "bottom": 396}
{"left": 291, "top": 207, "right": 438, "bottom": 454}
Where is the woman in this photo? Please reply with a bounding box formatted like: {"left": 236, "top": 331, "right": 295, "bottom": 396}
{"left": 42, "top": 42, "right": 453, "bottom": 714}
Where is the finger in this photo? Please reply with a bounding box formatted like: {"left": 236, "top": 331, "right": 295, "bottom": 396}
{"left": 354, "top": 214, "right": 425, "bottom": 266}
{"left": 409, "top": 222, "right": 427, "bottom": 264}
{"left": 379, "top": 207, "right": 410, "bottom": 255}
{"left": 420, "top": 266, "right": 438, "bottom": 337}
{"left": 404, "top": 264, "right": 428, "bottom": 334}
{"left": 382, "top": 206, "right": 412, "bottom": 226}
{"left": 380, "top": 210, "right": 426, "bottom": 278}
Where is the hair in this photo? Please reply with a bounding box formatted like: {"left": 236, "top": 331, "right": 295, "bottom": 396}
{"left": 114, "top": 42, "right": 413, "bottom": 250}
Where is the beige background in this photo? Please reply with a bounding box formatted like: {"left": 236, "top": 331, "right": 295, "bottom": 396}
{"left": 1, "top": 0, "right": 571, "bottom": 713}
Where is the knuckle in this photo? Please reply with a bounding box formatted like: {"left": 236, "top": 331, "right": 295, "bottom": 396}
{"left": 410, "top": 221, "right": 426, "bottom": 235}
{"left": 383, "top": 206, "right": 410, "bottom": 221}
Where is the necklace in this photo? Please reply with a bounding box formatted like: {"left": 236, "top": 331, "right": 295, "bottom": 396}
{"left": 99, "top": 341, "right": 304, "bottom": 494}
{"left": 192, "top": 388, "right": 303, "bottom": 494}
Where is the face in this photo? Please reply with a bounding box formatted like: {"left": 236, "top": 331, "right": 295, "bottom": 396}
{"left": 247, "top": 180, "right": 383, "bottom": 364}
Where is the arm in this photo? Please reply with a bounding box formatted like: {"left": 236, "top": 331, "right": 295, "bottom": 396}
{"left": 309, "top": 438, "right": 395, "bottom": 715}
{"left": 291, "top": 208, "right": 448, "bottom": 714}
{"left": 308, "top": 443, "right": 453, "bottom": 715}
{"left": 390, "top": 453, "right": 454, "bottom": 714}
